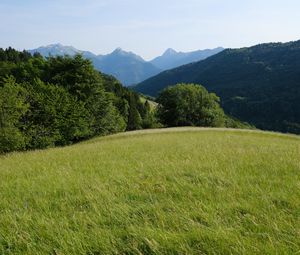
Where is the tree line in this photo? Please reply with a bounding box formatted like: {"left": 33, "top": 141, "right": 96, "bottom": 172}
{"left": 0, "top": 48, "right": 159, "bottom": 153}
{"left": 0, "top": 48, "right": 250, "bottom": 153}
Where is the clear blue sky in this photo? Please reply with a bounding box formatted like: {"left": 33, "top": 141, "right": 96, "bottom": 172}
{"left": 1, "top": 0, "right": 300, "bottom": 60}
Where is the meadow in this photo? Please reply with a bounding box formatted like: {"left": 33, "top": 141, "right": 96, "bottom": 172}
{"left": 0, "top": 128, "right": 299, "bottom": 254}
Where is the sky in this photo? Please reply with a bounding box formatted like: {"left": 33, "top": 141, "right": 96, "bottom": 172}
{"left": 1, "top": 0, "right": 300, "bottom": 60}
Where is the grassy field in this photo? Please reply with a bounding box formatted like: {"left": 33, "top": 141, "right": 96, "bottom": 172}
{"left": 0, "top": 128, "right": 299, "bottom": 254}
{"left": 139, "top": 96, "right": 158, "bottom": 110}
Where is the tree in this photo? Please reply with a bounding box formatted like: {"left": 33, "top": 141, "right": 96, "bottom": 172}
{"left": 0, "top": 77, "right": 28, "bottom": 153}
{"left": 127, "top": 93, "right": 142, "bottom": 130}
{"left": 86, "top": 90, "right": 126, "bottom": 136}
{"left": 44, "top": 55, "right": 102, "bottom": 101}
{"left": 157, "top": 83, "right": 225, "bottom": 127}
{"left": 141, "top": 100, "right": 160, "bottom": 129}
{"left": 23, "top": 79, "right": 91, "bottom": 148}
{"left": 42, "top": 55, "right": 127, "bottom": 136}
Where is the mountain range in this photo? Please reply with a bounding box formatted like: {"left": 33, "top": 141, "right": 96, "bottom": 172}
{"left": 133, "top": 40, "right": 300, "bottom": 134}
{"left": 150, "top": 47, "right": 224, "bottom": 70}
{"left": 28, "top": 44, "right": 223, "bottom": 86}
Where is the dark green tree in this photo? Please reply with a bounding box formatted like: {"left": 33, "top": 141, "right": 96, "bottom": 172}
{"left": 0, "top": 77, "right": 28, "bottom": 152}
{"left": 45, "top": 55, "right": 102, "bottom": 100}
{"left": 141, "top": 100, "right": 159, "bottom": 129}
{"left": 157, "top": 83, "right": 225, "bottom": 127}
{"left": 127, "top": 93, "right": 142, "bottom": 130}
{"left": 23, "top": 79, "right": 91, "bottom": 148}
{"left": 43, "top": 55, "right": 126, "bottom": 136}
{"left": 86, "top": 90, "right": 126, "bottom": 136}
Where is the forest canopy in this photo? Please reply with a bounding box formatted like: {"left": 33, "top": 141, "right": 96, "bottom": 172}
{"left": 0, "top": 48, "right": 157, "bottom": 153}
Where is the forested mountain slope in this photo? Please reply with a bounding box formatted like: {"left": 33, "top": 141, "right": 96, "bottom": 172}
{"left": 134, "top": 40, "right": 300, "bottom": 134}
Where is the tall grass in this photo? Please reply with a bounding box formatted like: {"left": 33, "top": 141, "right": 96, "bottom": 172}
{"left": 0, "top": 128, "right": 299, "bottom": 254}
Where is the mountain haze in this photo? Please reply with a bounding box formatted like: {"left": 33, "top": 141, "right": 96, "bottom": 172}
{"left": 28, "top": 44, "right": 161, "bottom": 86}
{"left": 150, "top": 47, "right": 224, "bottom": 70}
{"left": 92, "top": 48, "right": 161, "bottom": 86}
{"left": 133, "top": 40, "right": 300, "bottom": 134}
{"left": 28, "top": 44, "right": 223, "bottom": 86}
{"left": 28, "top": 43, "right": 96, "bottom": 59}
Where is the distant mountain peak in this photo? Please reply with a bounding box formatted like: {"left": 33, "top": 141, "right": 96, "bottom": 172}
{"left": 43, "top": 43, "right": 74, "bottom": 50}
{"left": 151, "top": 47, "right": 224, "bottom": 70}
{"left": 111, "top": 47, "right": 133, "bottom": 56}
{"left": 29, "top": 43, "right": 82, "bottom": 57}
{"left": 110, "top": 48, "right": 145, "bottom": 62}
{"left": 163, "top": 48, "right": 177, "bottom": 56}
{"left": 46, "top": 43, "right": 63, "bottom": 47}
{"left": 113, "top": 47, "right": 124, "bottom": 53}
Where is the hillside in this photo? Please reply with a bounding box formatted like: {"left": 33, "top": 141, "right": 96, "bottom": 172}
{"left": 133, "top": 40, "right": 300, "bottom": 134}
{"left": 1, "top": 128, "right": 299, "bottom": 254}
{"left": 150, "top": 47, "right": 224, "bottom": 70}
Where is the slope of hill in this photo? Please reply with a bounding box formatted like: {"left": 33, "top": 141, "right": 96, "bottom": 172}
{"left": 28, "top": 44, "right": 161, "bottom": 86}
{"left": 1, "top": 128, "right": 299, "bottom": 254}
{"left": 150, "top": 47, "right": 224, "bottom": 70}
{"left": 134, "top": 40, "right": 300, "bottom": 134}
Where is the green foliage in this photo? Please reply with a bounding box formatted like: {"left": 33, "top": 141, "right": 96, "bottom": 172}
{"left": 23, "top": 79, "right": 91, "bottom": 148}
{"left": 141, "top": 100, "right": 157, "bottom": 128}
{"left": 102, "top": 73, "right": 159, "bottom": 130}
{"left": 0, "top": 48, "right": 157, "bottom": 153}
{"left": 45, "top": 55, "right": 102, "bottom": 100}
{"left": 0, "top": 77, "right": 28, "bottom": 152}
{"left": 127, "top": 93, "right": 142, "bottom": 130}
{"left": 0, "top": 47, "right": 32, "bottom": 62}
{"left": 134, "top": 40, "right": 300, "bottom": 134}
{"left": 157, "top": 83, "right": 226, "bottom": 127}
{"left": 224, "top": 115, "right": 255, "bottom": 129}
{"left": 87, "top": 91, "right": 126, "bottom": 135}
{"left": 0, "top": 128, "right": 299, "bottom": 254}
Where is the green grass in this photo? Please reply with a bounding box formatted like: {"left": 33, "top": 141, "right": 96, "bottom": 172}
{"left": 139, "top": 96, "right": 158, "bottom": 110}
{"left": 0, "top": 128, "right": 299, "bottom": 254}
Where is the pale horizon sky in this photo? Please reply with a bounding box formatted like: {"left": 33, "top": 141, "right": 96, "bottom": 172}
{"left": 1, "top": 0, "right": 300, "bottom": 60}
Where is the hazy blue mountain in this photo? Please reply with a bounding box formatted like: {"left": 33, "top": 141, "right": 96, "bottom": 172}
{"left": 28, "top": 43, "right": 97, "bottom": 58}
{"left": 28, "top": 44, "right": 223, "bottom": 86}
{"left": 92, "top": 48, "right": 161, "bottom": 86}
{"left": 133, "top": 40, "right": 300, "bottom": 134}
{"left": 28, "top": 44, "right": 161, "bottom": 86}
{"left": 150, "top": 47, "right": 224, "bottom": 70}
